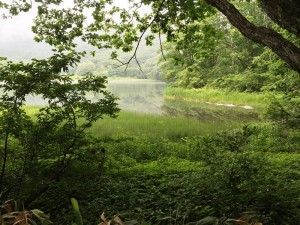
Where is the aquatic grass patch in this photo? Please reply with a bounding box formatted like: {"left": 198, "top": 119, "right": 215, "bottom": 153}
{"left": 23, "top": 106, "right": 240, "bottom": 140}
{"left": 23, "top": 106, "right": 246, "bottom": 142}
{"left": 165, "top": 87, "right": 268, "bottom": 110}
{"left": 89, "top": 111, "right": 242, "bottom": 140}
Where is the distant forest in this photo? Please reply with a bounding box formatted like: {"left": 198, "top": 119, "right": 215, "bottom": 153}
{"left": 0, "top": 36, "right": 162, "bottom": 80}
{"left": 73, "top": 38, "right": 162, "bottom": 80}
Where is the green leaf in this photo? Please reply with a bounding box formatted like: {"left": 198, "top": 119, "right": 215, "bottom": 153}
{"left": 28, "top": 218, "right": 38, "bottom": 225}
{"left": 111, "top": 51, "right": 118, "bottom": 59}
{"left": 71, "top": 198, "right": 83, "bottom": 225}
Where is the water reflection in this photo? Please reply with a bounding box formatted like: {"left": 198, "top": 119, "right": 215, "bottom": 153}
{"left": 2, "top": 79, "right": 257, "bottom": 122}
{"left": 1, "top": 80, "right": 166, "bottom": 114}
{"left": 163, "top": 99, "right": 258, "bottom": 122}
{"left": 107, "top": 80, "right": 166, "bottom": 114}
{"left": 106, "top": 80, "right": 257, "bottom": 122}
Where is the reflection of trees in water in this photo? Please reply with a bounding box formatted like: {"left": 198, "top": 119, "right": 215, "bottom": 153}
{"left": 162, "top": 102, "right": 258, "bottom": 123}
{"left": 123, "top": 95, "right": 147, "bottom": 103}
{"left": 119, "top": 94, "right": 163, "bottom": 114}
{"left": 107, "top": 81, "right": 166, "bottom": 114}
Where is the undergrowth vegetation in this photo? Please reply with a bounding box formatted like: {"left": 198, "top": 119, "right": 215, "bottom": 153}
{"left": 2, "top": 93, "right": 300, "bottom": 225}
{"left": 24, "top": 118, "right": 300, "bottom": 225}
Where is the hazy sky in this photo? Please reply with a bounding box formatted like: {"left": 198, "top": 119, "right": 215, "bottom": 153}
{"left": 0, "top": 9, "right": 34, "bottom": 42}
{"left": 0, "top": 0, "right": 137, "bottom": 58}
{"left": 0, "top": 1, "right": 133, "bottom": 40}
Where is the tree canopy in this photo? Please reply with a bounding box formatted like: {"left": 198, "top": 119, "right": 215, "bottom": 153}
{"left": 0, "top": 0, "right": 121, "bottom": 199}
{"left": 1, "top": 0, "right": 299, "bottom": 72}
{"left": 158, "top": 2, "right": 297, "bottom": 89}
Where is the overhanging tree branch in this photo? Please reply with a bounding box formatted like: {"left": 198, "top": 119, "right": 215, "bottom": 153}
{"left": 259, "top": 0, "right": 300, "bottom": 38}
{"left": 205, "top": 0, "right": 300, "bottom": 73}
{"left": 117, "top": 0, "right": 166, "bottom": 71}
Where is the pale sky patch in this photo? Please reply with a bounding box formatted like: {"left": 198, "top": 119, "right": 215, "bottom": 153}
{"left": 0, "top": 0, "right": 134, "bottom": 41}
{"left": 0, "top": 0, "right": 150, "bottom": 59}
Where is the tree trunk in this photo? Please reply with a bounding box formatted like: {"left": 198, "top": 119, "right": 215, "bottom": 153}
{"left": 0, "top": 130, "right": 9, "bottom": 193}
{"left": 259, "top": 0, "right": 300, "bottom": 38}
{"left": 206, "top": 0, "right": 300, "bottom": 74}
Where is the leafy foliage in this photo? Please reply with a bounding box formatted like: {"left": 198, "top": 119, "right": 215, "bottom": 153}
{"left": 0, "top": 16, "right": 119, "bottom": 204}
{"left": 159, "top": 2, "right": 298, "bottom": 92}
{"left": 24, "top": 123, "right": 300, "bottom": 225}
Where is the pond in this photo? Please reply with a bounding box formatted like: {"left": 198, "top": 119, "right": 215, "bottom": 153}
{"left": 106, "top": 80, "right": 258, "bottom": 122}
{"left": 12, "top": 79, "right": 165, "bottom": 114}
{"left": 107, "top": 79, "right": 166, "bottom": 114}
{"left": 2, "top": 79, "right": 258, "bottom": 122}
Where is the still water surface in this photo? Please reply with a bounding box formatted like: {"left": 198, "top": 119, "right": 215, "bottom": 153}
{"left": 103, "top": 80, "right": 257, "bottom": 122}
{"left": 107, "top": 80, "right": 166, "bottom": 114}
{"left": 23, "top": 80, "right": 167, "bottom": 114}
{"left": 8, "top": 79, "right": 256, "bottom": 121}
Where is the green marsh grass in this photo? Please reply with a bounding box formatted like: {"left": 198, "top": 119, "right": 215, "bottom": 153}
{"left": 24, "top": 106, "right": 247, "bottom": 140}
{"left": 89, "top": 111, "right": 243, "bottom": 140}
{"left": 165, "top": 87, "right": 268, "bottom": 110}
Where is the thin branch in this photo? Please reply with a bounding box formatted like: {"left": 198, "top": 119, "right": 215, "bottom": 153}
{"left": 61, "top": 97, "right": 78, "bottom": 156}
{"left": 159, "top": 30, "right": 166, "bottom": 61}
{"left": 128, "top": 1, "right": 143, "bottom": 24}
{"left": 118, "top": 0, "right": 166, "bottom": 71}
{"left": 134, "top": 56, "right": 143, "bottom": 73}
{"left": 114, "top": 58, "right": 127, "bottom": 66}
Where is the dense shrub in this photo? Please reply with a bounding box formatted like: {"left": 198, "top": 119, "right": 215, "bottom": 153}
{"left": 210, "top": 71, "right": 275, "bottom": 92}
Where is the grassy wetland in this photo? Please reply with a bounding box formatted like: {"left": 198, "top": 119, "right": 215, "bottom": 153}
{"left": 17, "top": 80, "right": 299, "bottom": 225}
